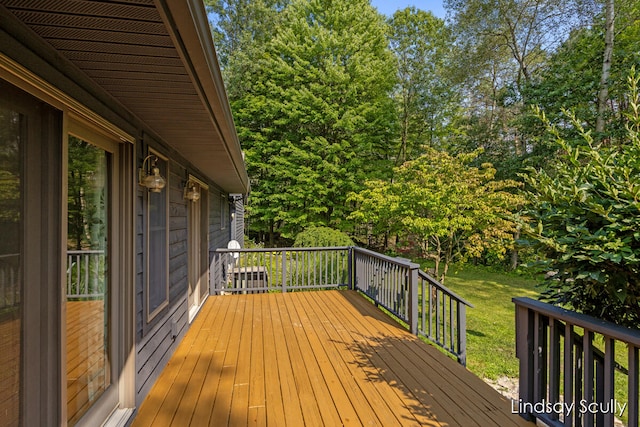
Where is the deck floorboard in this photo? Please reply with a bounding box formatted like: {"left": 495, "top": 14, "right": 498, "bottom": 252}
{"left": 132, "top": 290, "right": 533, "bottom": 427}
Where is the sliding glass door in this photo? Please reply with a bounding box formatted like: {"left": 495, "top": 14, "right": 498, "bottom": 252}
{"left": 66, "top": 135, "right": 113, "bottom": 425}
{"left": 0, "top": 82, "right": 25, "bottom": 427}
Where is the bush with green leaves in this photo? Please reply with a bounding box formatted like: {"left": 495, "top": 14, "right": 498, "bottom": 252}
{"left": 521, "top": 72, "right": 640, "bottom": 327}
{"left": 293, "top": 226, "right": 354, "bottom": 248}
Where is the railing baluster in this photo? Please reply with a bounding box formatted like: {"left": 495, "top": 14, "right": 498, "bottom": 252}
{"left": 436, "top": 289, "right": 441, "bottom": 344}
{"left": 449, "top": 297, "right": 454, "bottom": 353}
{"left": 533, "top": 312, "right": 544, "bottom": 403}
{"left": 428, "top": 283, "right": 433, "bottom": 339}
{"left": 549, "top": 319, "right": 561, "bottom": 421}
{"left": 67, "top": 253, "right": 73, "bottom": 296}
{"left": 575, "top": 342, "right": 583, "bottom": 427}
{"left": 583, "top": 330, "right": 595, "bottom": 427}
{"left": 629, "top": 345, "right": 639, "bottom": 427}
{"left": 603, "top": 338, "right": 615, "bottom": 427}
{"left": 421, "top": 277, "right": 426, "bottom": 335}
{"left": 563, "top": 323, "right": 574, "bottom": 427}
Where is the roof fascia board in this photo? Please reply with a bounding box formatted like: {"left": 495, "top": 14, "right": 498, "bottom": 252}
{"left": 153, "top": 0, "right": 249, "bottom": 194}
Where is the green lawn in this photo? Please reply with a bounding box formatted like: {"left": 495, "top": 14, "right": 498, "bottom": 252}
{"left": 443, "top": 264, "right": 540, "bottom": 380}
{"left": 443, "top": 264, "right": 630, "bottom": 425}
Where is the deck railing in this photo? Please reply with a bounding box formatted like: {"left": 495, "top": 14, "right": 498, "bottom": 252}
{"left": 212, "top": 246, "right": 351, "bottom": 293}
{"left": 352, "top": 247, "right": 473, "bottom": 365}
{"left": 66, "top": 250, "right": 105, "bottom": 299}
{"left": 212, "top": 246, "right": 472, "bottom": 365}
{"left": 0, "top": 253, "right": 20, "bottom": 310}
{"left": 514, "top": 297, "right": 640, "bottom": 427}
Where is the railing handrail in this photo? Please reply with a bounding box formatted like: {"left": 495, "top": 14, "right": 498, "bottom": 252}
{"left": 513, "top": 296, "right": 640, "bottom": 346}
{"left": 67, "top": 249, "right": 105, "bottom": 255}
{"left": 215, "top": 246, "right": 351, "bottom": 253}
{"left": 352, "top": 246, "right": 419, "bottom": 268}
{"left": 0, "top": 253, "right": 20, "bottom": 260}
{"left": 418, "top": 269, "right": 474, "bottom": 308}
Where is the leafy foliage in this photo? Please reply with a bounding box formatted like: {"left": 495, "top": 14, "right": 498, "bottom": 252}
{"left": 520, "top": 72, "right": 640, "bottom": 326}
{"left": 233, "top": 0, "right": 397, "bottom": 240}
{"left": 523, "top": 4, "right": 640, "bottom": 145}
{"left": 388, "top": 8, "right": 460, "bottom": 160}
{"left": 67, "top": 137, "right": 107, "bottom": 251}
{"left": 349, "top": 147, "right": 523, "bottom": 281}
{"left": 293, "top": 226, "right": 354, "bottom": 248}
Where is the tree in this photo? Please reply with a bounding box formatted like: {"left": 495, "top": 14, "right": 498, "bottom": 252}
{"left": 205, "top": 0, "right": 285, "bottom": 69}
{"left": 234, "top": 0, "right": 397, "bottom": 242}
{"left": 349, "top": 147, "right": 523, "bottom": 282}
{"left": 596, "top": 0, "right": 615, "bottom": 134}
{"left": 521, "top": 72, "right": 640, "bottom": 327}
{"left": 206, "top": 0, "right": 287, "bottom": 107}
{"left": 445, "top": 0, "right": 600, "bottom": 179}
{"left": 67, "top": 137, "right": 107, "bottom": 250}
{"left": 0, "top": 109, "right": 21, "bottom": 256}
{"left": 523, "top": 1, "right": 640, "bottom": 146}
{"left": 388, "top": 8, "right": 460, "bottom": 162}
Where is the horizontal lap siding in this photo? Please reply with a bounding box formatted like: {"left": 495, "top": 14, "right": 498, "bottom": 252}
{"left": 232, "top": 195, "right": 245, "bottom": 244}
{"left": 135, "top": 150, "right": 190, "bottom": 405}
{"left": 209, "top": 189, "right": 228, "bottom": 294}
{"left": 135, "top": 145, "right": 235, "bottom": 405}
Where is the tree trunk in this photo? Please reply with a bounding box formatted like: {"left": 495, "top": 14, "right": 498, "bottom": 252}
{"left": 268, "top": 220, "right": 275, "bottom": 247}
{"left": 596, "top": 0, "right": 615, "bottom": 135}
{"left": 510, "top": 229, "right": 520, "bottom": 270}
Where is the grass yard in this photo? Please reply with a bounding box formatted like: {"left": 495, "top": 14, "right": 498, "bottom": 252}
{"left": 443, "top": 265, "right": 540, "bottom": 380}
{"left": 443, "top": 264, "right": 631, "bottom": 426}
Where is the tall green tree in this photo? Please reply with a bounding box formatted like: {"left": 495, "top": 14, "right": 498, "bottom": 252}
{"left": 234, "top": 0, "right": 397, "bottom": 242}
{"left": 388, "top": 8, "right": 460, "bottom": 162}
{"left": 206, "top": 0, "right": 286, "bottom": 102}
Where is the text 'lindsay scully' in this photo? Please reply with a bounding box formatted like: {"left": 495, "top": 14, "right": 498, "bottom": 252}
{"left": 512, "top": 399, "right": 627, "bottom": 418}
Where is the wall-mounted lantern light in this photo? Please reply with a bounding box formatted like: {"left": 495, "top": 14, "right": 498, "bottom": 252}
{"left": 184, "top": 181, "right": 200, "bottom": 202}
{"left": 139, "top": 155, "right": 166, "bottom": 192}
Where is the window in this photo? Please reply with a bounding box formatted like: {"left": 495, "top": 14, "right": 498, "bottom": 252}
{"left": 146, "top": 151, "right": 169, "bottom": 321}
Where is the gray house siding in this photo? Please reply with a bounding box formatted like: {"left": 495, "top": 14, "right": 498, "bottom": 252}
{"left": 231, "top": 194, "right": 246, "bottom": 244}
{"left": 133, "top": 147, "right": 236, "bottom": 404}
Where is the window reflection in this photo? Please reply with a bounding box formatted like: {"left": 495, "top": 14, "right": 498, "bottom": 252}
{"left": 0, "top": 101, "right": 23, "bottom": 427}
{"left": 66, "top": 136, "right": 110, "bottom": 426}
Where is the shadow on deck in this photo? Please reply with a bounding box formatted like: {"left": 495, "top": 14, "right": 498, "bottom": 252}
{"left": 132, "top": 290, "right": 533, "bottom": 426}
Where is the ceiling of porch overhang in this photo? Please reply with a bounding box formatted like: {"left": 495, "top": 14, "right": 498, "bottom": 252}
{"left": 1, "top": 0, "right": 249, "bottom": 194}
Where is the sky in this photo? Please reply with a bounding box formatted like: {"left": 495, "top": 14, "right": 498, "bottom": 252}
{"left": 369, "top": 0, "right": 447, "bottom": 19}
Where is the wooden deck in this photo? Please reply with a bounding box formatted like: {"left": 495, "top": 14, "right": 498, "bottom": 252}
{"left": 132, "top": 290, "right": 533, "bottom": 426}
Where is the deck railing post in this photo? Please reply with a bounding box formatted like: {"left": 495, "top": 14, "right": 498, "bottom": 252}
{"left": 347, "top": 247, "right": 354, "bottom": 290}
{"left": 282, "top": 250, "right": 287, "bottom": 293}
{"left": 515, "top": 302, "right": 535, "bottom": 422}
{"left": 457, "top": 303, "right": 467, "bottom": 366}
{"left": 408, "top": 264, "right": 418, "bottom": 335}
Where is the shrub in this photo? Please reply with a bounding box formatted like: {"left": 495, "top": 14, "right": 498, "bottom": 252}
{"left": 521, "top": 72, "right": 640, "bottom": 327}
{"left": 293, "top": 226, "right": 354, "bottom": 248}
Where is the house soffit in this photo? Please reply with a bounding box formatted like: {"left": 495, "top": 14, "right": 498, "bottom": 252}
{"left": 0, "top": 0, "right": 248, "bottom": 194}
